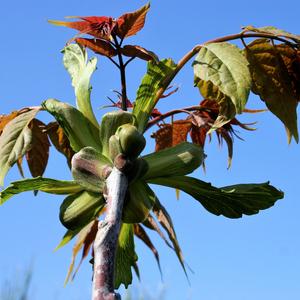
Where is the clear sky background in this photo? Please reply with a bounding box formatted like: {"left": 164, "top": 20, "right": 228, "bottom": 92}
{"left": 0, "top": 0, "right": 300, "bottom": 299}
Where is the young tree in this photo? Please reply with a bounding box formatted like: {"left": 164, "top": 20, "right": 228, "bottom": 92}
{"left": 0, "top": 3, "right": 299, "bottom": 300}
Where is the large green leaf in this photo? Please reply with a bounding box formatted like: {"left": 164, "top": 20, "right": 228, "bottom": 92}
{"left": 114, "top": 223, "right": 137, "bottom": 289}
{"left": 42, "top": 99, "right": 101, "bottom": 152}
{"left": 62, "top": 43, "right": 98, "bottom": 127}
{"left": 148, "top": 176, "right": 283, "bottom": 218}
{"left": 193, "top": 42, "right": 251, "bottom": 129}
{"left": 0, "top": 108, "right": 40, "bottom": 186}
{"left": 71, "top": 147, "right": 111, "bottom": 193}
{"left": 141, "top": 142, "right": 204, "bottom": 180}
{"left": 244, "top": 39, "right": 299, "bottom": 143}
{"left": 133, "top": 59, "right": 177, "bottom": 132}
{"left": 0, "top": 177, "right": 83, "bottom": 205}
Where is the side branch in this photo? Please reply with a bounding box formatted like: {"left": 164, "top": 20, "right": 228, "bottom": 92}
{"left": 92, "top": 167, "right": 128, "bottom": 300}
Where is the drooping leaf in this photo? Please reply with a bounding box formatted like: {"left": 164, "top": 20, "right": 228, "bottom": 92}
{"left": 25, "top": 119, "right": 50, "bottom": 178}
{"left": 123, "top": 180, "right": 156, "bottom": 223}
{"left": 0, "top": 177, "right": 83, "bottom": 205}
{"left": 114, "top": 223, "right": 137, "bottom": 289}
{"left": 152, "top": 198, "right": 188, "bottom": 278}
{"left": 116, "top": 3, "right": 150, "bottom": 38}
{"left": 193, "top": 42, "right": 251, "bottom": 129}
{"left": 65, "top": 220, "right": 99, "bottom": 285}
{"left": 59, "top": 190, "right": 104, "bottom": 230}
{"left": 244, "top": 39, "right": 299, "bottom": 142}
{"left": 62, "top": 43, "right": 98, "bottom": 127}
{"left": 99, "top": 110, "right": 134, "bottom": 158}
{"left": 243, "top": 25, "right": 300, "bottom": 43}
{"left": 16, "top": 157, "right": 25, "bottom": 178}
{"left": 0, "top": 108, "right": 40, "bottom": 186}
{"left": 0, "top": 111, "right": 21, "bottom": 135}
{"left": 141, "top": 142, "right": 204, "bottom": 180}
{"left": 55, "top": 228, "right": 82, "bottom": 251}
{"left": 120, "top": 45, "right": 159, "bottom": 62}
{"left": 76, "top": 38, "right": 117, "bottom": 57}
{"left": 151, "top": 120, "right": 192, "bottom": 151}
{"left": 133, "top": 59, "right": 177, "bottom": 132}
{"left": 149, "top": 176, "right": 283, "bottom": 218}
{"left": 46, "top": 122, "right": 75, "bottom": 167}
{"left": 71, "top": 147, "right": 112, "bottom": 193}
{"left": 42, "top": 99, "right": 101, "bottom": 152}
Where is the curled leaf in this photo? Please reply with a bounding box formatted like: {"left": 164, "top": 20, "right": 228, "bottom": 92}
{"left": 121, "top": 45, "right": 159, "bottom": 62}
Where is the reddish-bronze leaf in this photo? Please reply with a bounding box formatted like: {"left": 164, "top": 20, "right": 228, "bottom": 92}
{"left": 151, "top": 120, "right": 192, "bottom": 151}
{"left": 46, "top": 122, "right": 75, "bottom": 167}
{"left": 116, "top": 3, "right": 150, "bottom": 38}
{"left": 121, "top": 45, "right": 159, "bottom": 62}
{"left": 245, "top": 39, "right": 299, "bottom": 143}
{"left": 76, "top": 38, "right": 117, "bottom": 57}
{"left": 49, "top": 16, "right": 116, "bottom": 40}
{"left": 25, "top": 119, "right": 50, "bottom": 178}
{"left": 134, "top": 224, "right": 162, "bottom": 276}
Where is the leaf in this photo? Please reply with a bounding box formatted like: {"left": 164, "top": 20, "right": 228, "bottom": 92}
{"left": 42, "top": 99, "right": 101, "bottom": 152}
{"left": 133, "top": 224, "right": 162, "bottom": 277}
{"left": 0, "top": 108, "right": 40, "bottom": 186}
{"left": 141, "top": 142, "right": 204, "bottom": 180}
{"left": 149, "top": 176, "right": 283, "bottom": 218}
{"left": 16, "top": 157, "right": 25, "bottom": 178}
{"left": 151, "top": 120, "right": 192, "bottom": 151}
{"left": 65, "top": 220, "right": 98, "bottom": 285}
{"left": 133, "top": 59, "right": 177, "bottom": 133}
{"left": 0, "top": 111, "right": 21, "bottom": 135}
{"left": 114, "top": 223, "right": 137, "bottom": 289}
{"left": 193, "top": 42, "right": 251, "bottom": 129}
{"left": 116, "top": 3, "right": 150, "bottom": 38}
{"left": 76, "top": 38, "right": 117, "bottom": 57}
{"left": 244, "top": 39, "right": 299, "bottom": 142}
{"left": 243, "top": 25, "right": 300, "bottom": 43}
{"left": 120, "top": 45, "right": 159, "bottom": 62}
{"left": 25, "top": 119, "right": 50, "bottom": 177}
{"left": 152, "top": 198, "right": 188, "bottom": 278}
{"left": 46, "top": 122, "right": 75, "bottom": 167}
{"left": 71, "top": 147, "right": 111, "bottom": 193}
{"left": 0, "top": 177, "right": 83, "bottom": 205}
{"left": 55, "top": 228, "right": 81, "bottom": 251}
{"left": 62, "top": 43, "right": 98, "bottom": 127}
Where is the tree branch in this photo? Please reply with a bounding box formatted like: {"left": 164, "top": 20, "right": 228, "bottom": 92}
{"left": 92, "top": 167, "right": 128, "bottom": 300}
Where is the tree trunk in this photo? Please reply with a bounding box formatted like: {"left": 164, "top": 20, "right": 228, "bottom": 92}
{"left": 92, "top": 167, "right": 128, "bottom": 300}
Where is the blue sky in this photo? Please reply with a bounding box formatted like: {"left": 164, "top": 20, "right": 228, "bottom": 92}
{"left": 0, "top": 0, "right": 300, "bottom": 299}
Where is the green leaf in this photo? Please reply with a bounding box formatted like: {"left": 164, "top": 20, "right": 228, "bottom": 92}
{"left": 193, "top": 42, "right": 251, "bottom": 129}
{"left": 133, "top": 59, "right": 177, "bottom": 133}
{"left": 71, "top": 147, "right": 112, "bottom": 193}
{"left": 243, "top": 25, "right": 300, "bottom": 43}
{"left": 55, "top": 228, "right": 81, "bottom": 251}
{"left": 114, "top": 223, "right": 137, "bottom": 289}
{"left": 0, "top": 177, "right": 83, "bottom": 205}
{"left": 244, "top": 39, "right": 299, "bottom": 143}
{"left": 99, "top": 110, "right": 134, "bottom": 158}
{"left": 59, "top": 190, "right": 104, "bottom": 230}
{"left": 149, "top": 176, "right": 283, "bottom": 218}
{"left": 42, "top": 98, "right": 101, "bottom": 152}
{"left": 62, "top": 43, "right": 98, "bottom": 127}
{"left": 141, "top": 142, "right": 204, "bottom": 180}
{"left": 0, "top": 108, "right": 40, "bottom": 186}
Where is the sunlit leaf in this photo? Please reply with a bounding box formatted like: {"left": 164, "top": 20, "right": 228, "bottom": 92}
{"left": 116, "top": 3, "right": 150, "bottom": 38}
{"left": 133, "top": 59, "right": 177, "bottom": 133}
{"left": 26, "top": 119, "right": 50, "bottom": 178}
{"left": 193, "top": 42, "right": 251, "bottom": 129}
{"left": 55, "top": 228, "right": 81, "bottom": 251}
{"left": 16, "top": 156, "right": 25, "bottom": 178}
{"left": 62, "top": 43, "right": 98, "bottom": 127}
{"left": 0, "top": 111, "right": 21, "bottom": 135}
{"left": 121, "top": 45, "right": 159, "bottom": 62}
{"left": 42, "top": 98, "right": 101, "bottom": 152}
{"left": 243, "top": 25, "right": 300, "bottom": 43}
{"left": 149, "top": 176, "right": 283, "bottom": 218}
{"left": 244, "top": 39, "right": 299, "bottom": 142}
{"left": 46, "top": 122, "right": 75, "bottom": 167}
{"left": 76, "top": 38, "right": 117, "bottom": 57}
{"left": 114, "top": 223, "right": 137, "bottom": 289}
{"left": 0, "top": 108, "right": 40, "bottom": 186}
{"left": 0, "top": 177, "right": 83, "bottom": 205}
{"left": 133, "top": 224, "right": 162, "bottom": 276}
